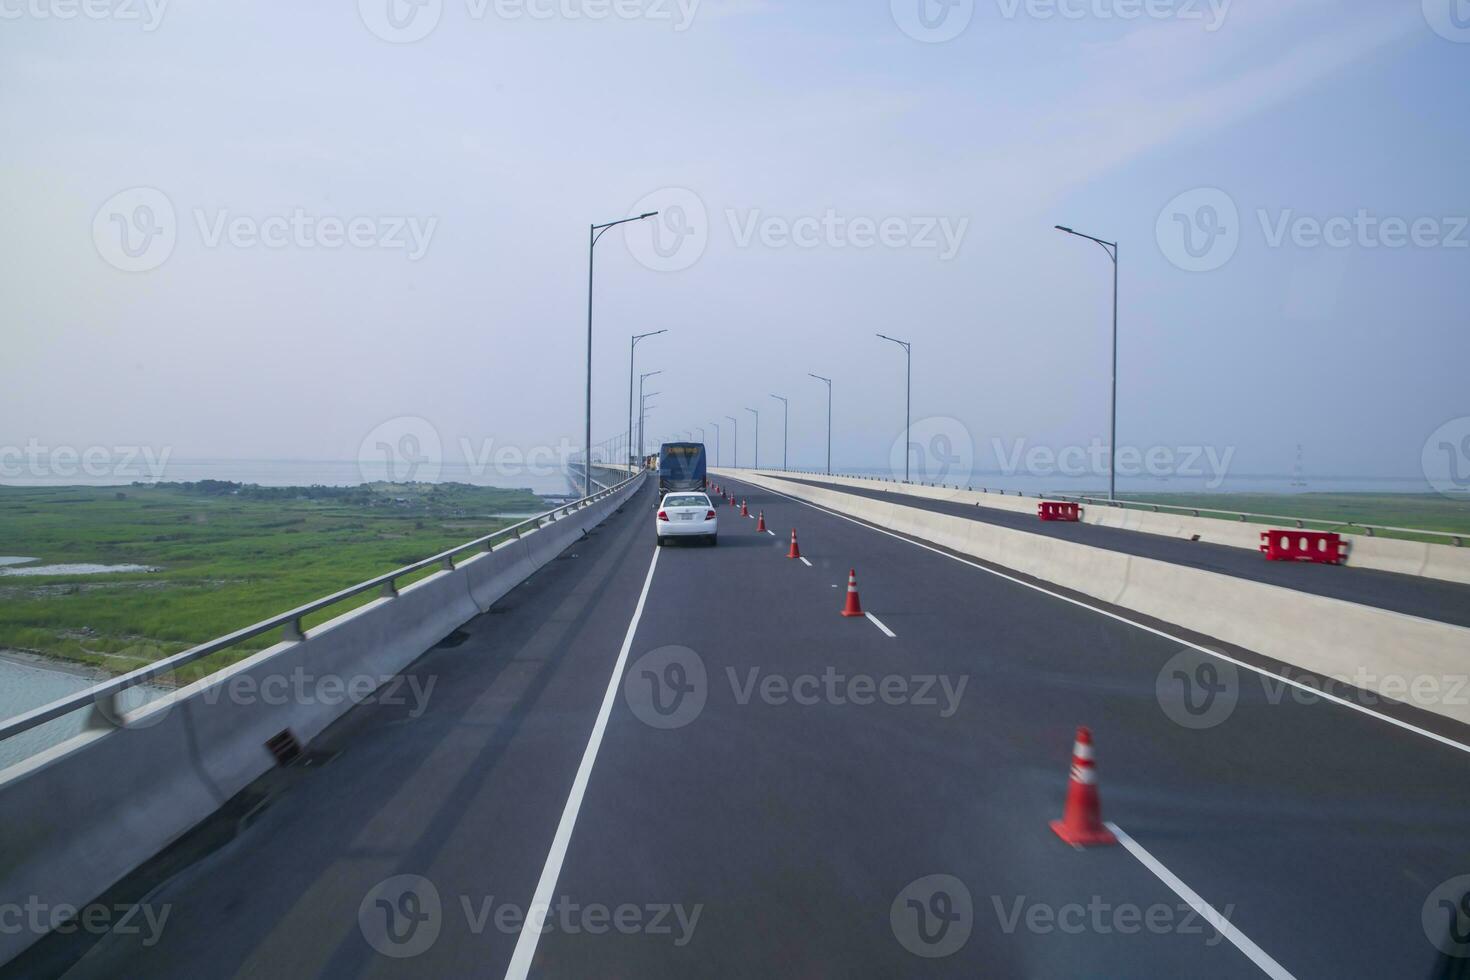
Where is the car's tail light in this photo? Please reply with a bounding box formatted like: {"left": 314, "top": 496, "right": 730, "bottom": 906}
{"left": 704, "top": 510, "right": 716, "bottom": 520}
{"left": 657, "top": 510, "right": 669, "bottom": 522}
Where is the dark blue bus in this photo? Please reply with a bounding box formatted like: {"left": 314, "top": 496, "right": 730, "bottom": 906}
{"left": 659, "top": 443, "right": 708, "bottom": 493}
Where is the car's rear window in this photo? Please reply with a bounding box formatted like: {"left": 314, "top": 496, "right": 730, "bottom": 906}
{"left": 664, "top": 495, "right": 708, "bottom": 509}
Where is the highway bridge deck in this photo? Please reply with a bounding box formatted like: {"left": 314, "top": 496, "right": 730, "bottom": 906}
{"left": 21, "top": 477, "right": 1470, "bottom": 979}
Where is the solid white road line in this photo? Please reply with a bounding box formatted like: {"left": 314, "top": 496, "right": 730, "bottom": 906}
{"left": 1108, "top": 822, "right": 1297, "bottom": 980}
{"left": 865, "top": 612, "right": 896, "bottom": 637}
{"left": 730, "top": 477, "right": 1470, "bottom": 756}
{"left": 799, "top": 557, "right": 813, "bottom": 567}
{"left": 503, "top": 546, "right": 661, "bottom": 980}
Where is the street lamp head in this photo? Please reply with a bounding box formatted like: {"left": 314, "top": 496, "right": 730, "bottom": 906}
{"left": 1055, "top": 225, "right": 1074, "bottom": 233}
{"left": 639, "top": 211, "right": 659, "bottom": 220}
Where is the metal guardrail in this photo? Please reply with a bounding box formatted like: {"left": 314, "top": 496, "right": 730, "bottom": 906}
{"left": 0, "top": 471, "right": 644, "bottom": 744}
{"left": 722, "top": 467, "right": 1465, "bottom": 548}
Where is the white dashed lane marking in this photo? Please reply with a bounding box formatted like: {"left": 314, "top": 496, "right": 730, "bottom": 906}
{"left": 865, "top": 612, "right": 896, "bottom": 637}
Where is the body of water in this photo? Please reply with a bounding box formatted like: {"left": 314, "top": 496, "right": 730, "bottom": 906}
{"left": 0, "top": 562, "right": 159, "bottom": 577}
{"left": 0, "top": 657, "right": 173, "bottom": 772}
{"left": 0, "top": 658, "right": 103, "bottom": 771}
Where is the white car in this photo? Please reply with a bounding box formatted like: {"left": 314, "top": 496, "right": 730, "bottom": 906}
{"left": 656, "top": 492, "right": 718, "bottom": 546}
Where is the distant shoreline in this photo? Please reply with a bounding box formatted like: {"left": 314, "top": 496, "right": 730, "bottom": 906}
{"left": 0, "top": 648, "right": 109, "bottom": 682}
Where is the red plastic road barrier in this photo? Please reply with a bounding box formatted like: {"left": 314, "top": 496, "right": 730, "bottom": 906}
{"left": 1038, "top": 501, "right": 1081, "bottom": 522}
{"left": 1050, "top": 727, "right": 1116, "bottom": 847}
{"left": 841, "top": 568, "right": 865, "bottom": 617}
{"left": 756, "top": 511, "right": 767, "bottom": 532}
{"left": 1259, "top": 530, "right": 1347, "bottom": 565}
{"left": 787, "top": 529, "right": 802, "bottom": 560}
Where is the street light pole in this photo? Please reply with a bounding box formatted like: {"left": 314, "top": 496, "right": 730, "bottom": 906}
{"left": 638, "top": 370, "right": 661, "bottom": 463}
{"left": 808, "top": 374, "right": 831, "bottom": 475}
{"left": 746, "top": 408, "right": 760, "bottom": 470}
{"left": 628, "top": 329, "right": 667, "bottom": 474}
{"left": 876, "top": 334, "right": 912, "bottom": 483}
{"left": 586, "top": 210, "right": 658, "bottom": 498}
{"left": 769, "top": 394, "right": 788, "bottom": 471}
{"left": 640, "top": 395, "right": 658, "bottom": 463}
{"left": 726, "top": 415, "right": 738, "bottom": 468}
{"left": 710, "top": 422, "right": 721, "bottom": 467}
{"left": 1055, "top": 225, "right": 1120, "bottom": 501}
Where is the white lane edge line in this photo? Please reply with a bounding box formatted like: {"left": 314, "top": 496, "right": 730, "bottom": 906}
{"left": 727, "top": 477, "right": 1470, "bottom": 756}
{"left": 865, "top": 612, "right": 896, "bottom": 637}
{"left": 766, "top": 530, "right": 775, "bottom": 536}
{"left": 503, "top": 545, "right": 661, "bottom": 980}
{"left": 799, "top": 557, "right": 813, "bottom": 567}
{"left": 1108, "top": 822, "right": 1297, "bottom": 980}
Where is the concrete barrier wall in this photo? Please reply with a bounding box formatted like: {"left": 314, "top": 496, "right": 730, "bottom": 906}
{"left": 0, "top": 475, "right": 643, "bottom": 967}
{"left": 718, "top": 469, "right": 1470, "bottom": 727}
{"left": 735, "top": 470, "right": 1470, "bottom": 586}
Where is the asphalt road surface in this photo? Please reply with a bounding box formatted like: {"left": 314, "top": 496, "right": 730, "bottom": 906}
{"left": 18, "top": 476, "right": 1470, "bottom": 979}
{"left": 768, "top": 474, "right": 1470, "bottom": 629}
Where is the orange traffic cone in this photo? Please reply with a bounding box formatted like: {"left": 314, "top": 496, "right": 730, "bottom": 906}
{"left": 1050, "top": 727, "right": 1116, "bottom": 846}
{"left": 741, "top": 499, "right": 749, "bottom": 517}
{"left": 787, "top": 529, "right": 802, "bottom": 560}
{"left": 756, "top": 511, "right": 767, "bottom": 532}
{"left": 840, "top": 569, "right": 864, "bottom": 617}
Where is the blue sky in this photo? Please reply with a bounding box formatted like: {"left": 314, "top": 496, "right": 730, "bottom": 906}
{"left": 2, "top": 0, "right": 1466, "bottom": 488}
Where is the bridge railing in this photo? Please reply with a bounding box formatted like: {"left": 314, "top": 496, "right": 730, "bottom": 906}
{"left": 0, "top": 470, "right": 644, "bottom": 747}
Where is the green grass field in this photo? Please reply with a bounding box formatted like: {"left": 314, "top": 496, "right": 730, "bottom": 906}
{"left": 0, "top": 481, "right": 548, "bottom": 679}
{"left": 1118, "top": 492, "right": 1470, "bottom": 542}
